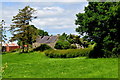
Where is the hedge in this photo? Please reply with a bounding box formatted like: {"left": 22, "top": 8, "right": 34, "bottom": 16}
{"left": 44, "top": 48, "right": 92, "bottom": 58}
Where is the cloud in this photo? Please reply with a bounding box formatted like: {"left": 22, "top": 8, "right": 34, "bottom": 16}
{"left": 30, "top": 17, "right": 74, "bottom": 29}
{"left": 50, "top": 25, "right": 75, "bottom": 29}
{"left": 33, "top": 6, "right": 64, "bottom": 17}
{"left": 30, "top": 6, "right": 78, "bottom": 30}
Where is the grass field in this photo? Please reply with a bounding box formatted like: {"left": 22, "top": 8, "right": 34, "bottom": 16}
{"left": 2, "top": 52, "right": 118, "bottom": 78}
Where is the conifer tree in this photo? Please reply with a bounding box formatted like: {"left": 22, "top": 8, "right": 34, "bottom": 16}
{"left": 0, "top": 20, "right": 7, "bottom": 42}
{"left": 10, "top": 6, "right": 37, "bottom": 53}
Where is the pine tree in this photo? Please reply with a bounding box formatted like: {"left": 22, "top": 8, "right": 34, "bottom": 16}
{"left": 10, "top": 6, "right": 37, "bottom": 53}
{"left": 0, "top": 20, "right": 7, "bottom": 53}
{"left": 0, "top": 20, "right": 7, "bottom": 43}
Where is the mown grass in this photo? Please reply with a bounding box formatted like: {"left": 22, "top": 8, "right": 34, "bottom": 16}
{"left": 2, "top": 52, "right": 118, "bottom": 78}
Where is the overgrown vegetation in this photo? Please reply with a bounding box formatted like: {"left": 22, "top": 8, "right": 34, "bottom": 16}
{"left": 45, "top": 48, "right": 92, "bottom": 58}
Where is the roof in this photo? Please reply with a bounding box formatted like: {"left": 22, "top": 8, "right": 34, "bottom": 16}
{"left": 2, "top": 43, "right": 19, "bottom": 46}
{"left": 36, "top": 36, "right": 58, "bottom": 43}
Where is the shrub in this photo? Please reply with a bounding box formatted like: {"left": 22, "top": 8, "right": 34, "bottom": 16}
{"left": 54, "top": 40, "right": 71, "bottom": 49}
{"left": 70, "top": 44, "right": 77, "bottom": 49}
{"left": 88, "top": 43, "right": 119, "bottom": 58}
{"left": 33, "top": 44, "right": 52, "bottom": 51}
{"left": 45, "top": 48, "right": 92, "bottom": 58}
{"left": 88, "top": 43, "right": 104, "bottom": 58}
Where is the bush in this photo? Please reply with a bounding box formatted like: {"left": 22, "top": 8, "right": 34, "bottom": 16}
{"left": 88, "top": 43, "right": 119, "bottom": 58}
{"left": 70, "top": 44, "right": 77, "bottom": 49}
{"left": 88, "top": 43, "right": 104, "bottom": 58}
{"left": 45, "top": 48, "right": 92, "bottom": 58}
{"left": 54, "top": 40, "right": 71, "bottom": 49}
{"left": 33, "top": 44, "right": 52, "bottom": 51}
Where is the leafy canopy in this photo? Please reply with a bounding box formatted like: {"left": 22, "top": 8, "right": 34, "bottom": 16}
{"left": 75, "top": 2, "right": 120, "bottom": 57}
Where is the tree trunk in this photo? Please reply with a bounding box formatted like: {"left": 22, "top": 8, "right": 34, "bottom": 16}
{"left": 26, "top": 26, "right": 29, "bottom": 53}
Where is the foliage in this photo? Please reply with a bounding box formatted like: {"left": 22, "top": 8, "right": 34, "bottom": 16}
{"left": 54, "top": 40, "right": 71, "bottom": 49}
{"left": 75, "top": 2, "right": 120, "bottom": 58}
{"left": 55, "top": 33, "right": 71, "bottom": 49}
{"left": 55, "top": 33, "right": 90, "bottom": 49}
{"left": 33, "top": 44, "right": 52, "bottom": 51}
{"left": 70, "top": 44, "right": 77, "bottom": 49}
{"left": 38, "top": 29, "right": 49, "bottom": 36}
{"left": 67, "top": 34, "right": 89, "bottom": 48}
{"left": 17, "top": 25, "right": 38, "bottom": 46}
{"left": 0, "top": 20, "right": 7, "bottom": 42}
{"left": 27, "top": 25, "right": 39, "bottom": 44}
{"left": 45, "top": 48, "right": 92, "bottom": 58}
{"left": 59, "top": 32, "right": 68, "bottom": 40}
{"left": 10, "top": 6, "right": 37, "bottom": 53}
{"left": 88, "top": 43, "right": 104, "bottom": 58}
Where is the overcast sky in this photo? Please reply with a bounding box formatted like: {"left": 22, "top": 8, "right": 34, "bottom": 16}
{"left": 1, "top": 2, "right": 88, "bottom": 42}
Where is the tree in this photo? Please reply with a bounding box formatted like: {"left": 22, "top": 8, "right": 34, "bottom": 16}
{"left": 26, "top": 25, "right": 38, "bottom": 45}
{"left": 0, "top": 20, "right": 7, "bottom": 53}
{"left": 10, "top": 6, "right": 37, "bottom": 53}
{"left": 38, "top": 29, "right": 49, "bottom": 36}
{"left": 75, "top": 2, "right": 120, "bottom": 57}
{"left": 67, "top": 34, "right": 89, "bottom": 48}
{"left": 54, "top": 40, "right": 71, "bottom": 49}
{"left": 59, "top": 32, "right": 68, "bottom": 40}
{"left": 17, "top": 25, "right": 38, "bottom": 48}
{"left": 0, "top": 20, "right": 7, "bottom": 43}
{"left": 54, "top": 33, "right": 70, "bottom": 49}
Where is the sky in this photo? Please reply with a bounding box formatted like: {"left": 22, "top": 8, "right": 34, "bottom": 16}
{"left": 1, "top": 1, "right": 88, "bottom": 42}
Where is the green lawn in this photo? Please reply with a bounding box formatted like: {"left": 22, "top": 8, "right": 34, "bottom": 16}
{"left": 2, "top": 52, "right": 118, "bottom": 78}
